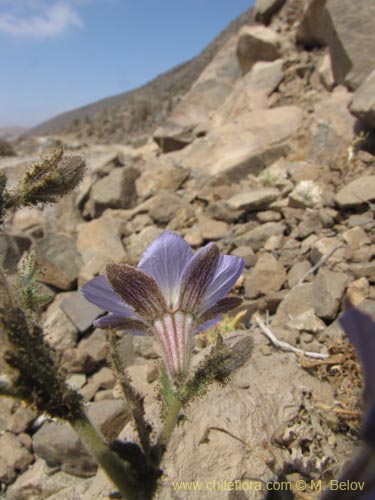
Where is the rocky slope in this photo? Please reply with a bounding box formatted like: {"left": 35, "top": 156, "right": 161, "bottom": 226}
{"left": 1, "top": 0, "right": 375, "bottom": 498}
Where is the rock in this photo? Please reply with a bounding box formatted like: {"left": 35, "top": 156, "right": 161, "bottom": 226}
{"left": 78, "top": 330, "right": 107, "bottom": 365}
{"left": 33, "top": 421, "right": 98, "bottom": 478}
{"left": 77, "top": 212, "right": 127, "bottom": 283}
{"left": 87, "top": 400, "right": 130, "bottom": 443}
{"left": 288, "top": 181, "right": 323, "bottom": 208}
{"left": 66, "top": 374, "right": 87, "bottom": 390}
{"left": 225, "top": 187, "right": 279, "bottom": 212}
{"left": 0, "top": 432, "right": 33, "bottom": 484}
{"left": 7, "top": 406, "right": 35, "bottom": 435}
{"left": 231, "top": 246, "right": 257, "bottom": 268}
{"left": 135, "top": 161, "right": 189, "bottom": 198}
{"left": 125, "top": 226, "right": 163, "bottom": 264}
{"left": 5, "top": 459, "right": 83, "bottom": 500}
{"left": 335, "top": 176, "right": 375, "bottom": 208}
{"left": 91, "top": 367, "right": 115, "bottom": 390}
{"left": 60, "top": 292, "right": 102, "bottom": 333}
{"left": 313, "top": 269, "right": 348, "bottom": 320}
{"left": 35, "top": 234, "right": 82, "bottom": 290}
{"left": 11, "top": 207, "right": 44, "bottom": 233}
{"left": 287, "top": 261, "right": 311, "bottom": 288}
{"left": 193, "top": 215, "right": 229, "bottom": 240}
{"left": 298, "top": 210, "right": 323, "bottom": 238}
{"left": 244, "top": 253, "right": 286, "bottom": 298}
{"left": 135, "top": 191, "right": 194, "bottom": 225}
{"left": 297, "top": 0, "right": 375, "bottom": 89}
{"left": 43, "top": 294, "right": 78, "bottom": 351}
{"left": 212, "top": 59, "right": 284, "bottom": 124}
{"left": 61, "top": 347, "right": 98, "bottom": 374}
{"left": 317, "top": 52, "right": 335, "bottom": 90}
{"left": 308, "top": 87, "right": 356, "bottom": 163}
{"left": 44, "top": 194, "right": 83, "bottom": 236}
{"left": 32, "top": 400, "right": 129, "bottom": 479}
{"left": 0, "top": 398, "right": 16, "bottom": 433}
{"left": 236, "top": 25, "right": 282, "bottom": 75}
{"left": 154, "top": 35, "right": 240, "bottom": 152}
{"left": 327, "top": 0, "right": 375, "bottom": 89}
{"left": 310, "top": 237, "right": 345, "bottom": 266}
{"left": 254, "top": 0, "right": 287, "bottom": 24}
{"left": 88, "top": 166, "right": 139, "bottom": 218}
{"left": 235, "top": 222, "right": 285, "bottom": 252}
{"left": 286, "top": 308, "right": 326, "bottom": 334}
{"left": 273, "top": 283, "right": 315, "bottom": 327}
{"left": 342, "top": 227, "right": 371, "bottom": 253}
{"left": 346, "top": 277, "right": 370, "bottom": 306}
{"left": 177, "top": 106, "right": 303, "bottom": 180}
{"left": 81, "top": 343, "right": 336, "bottom": 500}
{"left": 349, "top": 69, "right": 375, "bottom": 128}
{"left": 349, "top": 262, "right": 375, "bottom": 283}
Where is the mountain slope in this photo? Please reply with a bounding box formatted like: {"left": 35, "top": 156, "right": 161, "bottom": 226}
{"left": 27, "top": 6, "right": 254, "bottom": 145}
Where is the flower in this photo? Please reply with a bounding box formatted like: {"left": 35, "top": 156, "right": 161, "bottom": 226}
{"left": 80, "top": 231, "right": 244, "bottom": 379}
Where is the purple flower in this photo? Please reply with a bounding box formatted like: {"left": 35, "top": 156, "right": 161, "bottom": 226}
{"left": 80, "top": 231, "right": 244, "bottom": 379}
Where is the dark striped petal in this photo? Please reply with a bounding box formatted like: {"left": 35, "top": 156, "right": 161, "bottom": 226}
{"left": 94, "top": 314, "right": 149, "bottom": 335}
{"left": 178, "top": 243, "right": 220, "bottom": 314}
{"left": 106, "top": 263, "right": 167, "bottom": 321}
{"left": 199, "top": 296, "right": 242, "bottom": 325}
{"left": 80, "top": 275, "right": 136, "bottom": 317}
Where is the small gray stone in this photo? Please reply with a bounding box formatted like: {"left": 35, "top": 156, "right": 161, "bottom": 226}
{"left": 78, "top": 330, "right": 107, "bottom": 364}
{"left": 89, "top": 166, "right": 139, "bottom": 218}
{"left": 61, "top": 348, "right": 98, "bottom": 374}
{"left": 5, "top": 459, "right": 84, "bottom": 500}
{"left": 287, "top": 261, "right": 311, "bottom": 288}
{"left": 231, "top": 246, "right": 257, "bottom": 268}
{"left": 235, "top": 222, "right": 285, "bottom": 252}
{"left": 245, "top": 252, "right": 286, "bottom": 298}
{"left": 91, "top": 367, "right": 115, "bottom": 390}
{"left": 225, "top": 188, "right": 279, "bottom": 212}
{"left": 36, "top": 234, "right": 82, "bottom": 290}
{"left": 273, "top": 283, "right": 315, "bottom": 327}
{"left": 87, "top": 400, "right": 131, "bottom": 443}
{"left": 0, "top": 432, "right": 33, "bottom": 484}
{"left": 125, "top": 226, "right": 163, "bottom": 264}
{"left": 60, "top": 292, "right": 103, "bottom": 332}
{"left": 43, "top": 294, "right": 78, "bottom": 351}
{"left": 313, "top": 269, "right": 348, "bottom": 320}
{"left": 33, "top": 421, "right": 97, "bottom": 478}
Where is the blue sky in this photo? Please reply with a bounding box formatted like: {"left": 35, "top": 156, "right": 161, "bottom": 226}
{"left": 0, "top": 0, "right": 254, "bottom": 127}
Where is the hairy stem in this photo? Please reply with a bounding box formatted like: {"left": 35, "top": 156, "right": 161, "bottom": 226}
{"left": 156, "top": 395, "right": 182, "bottom": 463}
{"left": 107, "top": 332, "right": 151, "bottom": 455}
{"left": 69, "top": 410, "right": 148, "bottom": 500}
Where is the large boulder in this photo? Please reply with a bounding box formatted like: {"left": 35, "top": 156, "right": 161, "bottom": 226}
{"left": 236, "top": 25, "right": 282, "bottom": 75}
{"left": 153, "top": 35, "right": 241, "bottom": 152}
{"left": 297, "top": 0, "right": 375, "bottom": 89}
{"left": 175, "top": 106, "right": 302, "bottom": 180}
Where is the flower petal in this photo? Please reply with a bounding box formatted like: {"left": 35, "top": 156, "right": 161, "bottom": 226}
{"left": 199, "top": 296, "right": 242, "bottom": 324}
{"left": 106, "top": 263, "right": 167, "bottom": 321}
{"left": 138, "top": 231, "right": 193, "bottom": 308}
{"left": 178, "top": 243, "right": 220, "bottom": 314}
{"left": 94, "top": 314, "right": 148, "bottom": 335}
{"left": 199, "top": 255, "right": 244, "bottom": 314}
{"left": 80, "top": 275, "right": 136, "bottom": 317}
{"left": 196, "top": 317, "right": 221, "bottom": 333}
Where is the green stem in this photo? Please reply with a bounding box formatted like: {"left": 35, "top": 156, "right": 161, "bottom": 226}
{"left": 107, "top": 332, "right": 151, "bottom": 455}
{"left": 69, "top": 411, "right": 148, "bottom": 500}
{"left": 156, "top": 396, "right": 182, "bottom": 463}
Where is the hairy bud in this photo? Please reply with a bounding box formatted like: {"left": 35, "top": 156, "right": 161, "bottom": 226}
{"left": 15, "top": 147, "right": 86, "bottom": 207}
